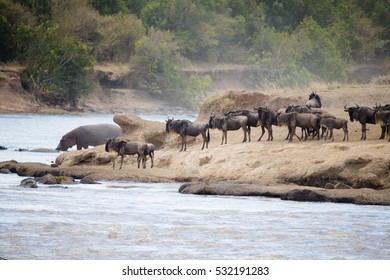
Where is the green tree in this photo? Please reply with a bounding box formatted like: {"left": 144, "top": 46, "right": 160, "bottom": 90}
{"left": 294, "top": 17, "right": 347, "bottom": 81}
{"left": 130, "top": 28, "right": 210, "bottom": 108}
{"left": 89, "top": 0, "right": 128, "bottom": 15}
{"left": 14, "top": 0, "right": 52, "bottom": 23}
{"left": 0, "top": 0, "right": 36, "bottom": 61}
{"left": 94, "top": 13, "right": 144, "bottom": 62}
{"left": 247, "top": 26, "right": 314, "bottom": 88}
{"left": 18, "top": 24, "right": 95, "bottom": 106}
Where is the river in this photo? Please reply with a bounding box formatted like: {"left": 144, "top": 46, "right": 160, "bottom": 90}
{"left": 0, "top": 114, "right": 389, "bottom": 260}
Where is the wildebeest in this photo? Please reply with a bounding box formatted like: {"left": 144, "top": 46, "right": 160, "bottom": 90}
{"left": 105, "top": 138, "right": 147, "bottom": 169}
{"left": 253, "top": 106, "right": 278, "bottom": 141}
{"left": 225, "top": 109, "right": 264, "bottom": 140}
{"left": 277, "top": 112, "right": 320, "bottom": 142}
{"left": 373, "top": 104, "right": 390, "bottom": 140}
{"left": 344, "top": 105, "right": 376, "bottom": 140}
{"left": 285, "top": 104, "right": 330, "bottom": 138}
{"left": 305, "top": 91, "right": 322, "bottom": 108}
{"left": 320, "top": 117, "right": 348, "bottom": 142}
{"left": 165, "top": 118, "right": 210, "bottom": 151}
{"left": 209, "top": 114, "right": 250, "bottom": 145}
{"left": 144, "top": 143, "right": 155, "bottom": 168}
{"left": 56, "top": 124, "right": 121, "bottom": 151}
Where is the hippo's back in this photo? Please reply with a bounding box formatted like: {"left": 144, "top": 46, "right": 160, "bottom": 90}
{"left": 78, "top": 124, "right": 121, "bottom": 147}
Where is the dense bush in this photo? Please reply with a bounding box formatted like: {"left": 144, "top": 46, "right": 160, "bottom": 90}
{"left": 129, "top": 28, "right": 211, "bottom": 108}
{"left": 17, "top": 24, "right": 95, "bottom": 106}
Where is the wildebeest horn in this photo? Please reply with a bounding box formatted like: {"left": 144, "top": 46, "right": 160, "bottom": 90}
{"left": 355, "top": 104, "right": 359, "bottom": 108}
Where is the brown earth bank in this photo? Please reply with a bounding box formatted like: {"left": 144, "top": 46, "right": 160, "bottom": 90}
{"left": 1, "top": 86, "right": 390, "bottom": 206}
{"left": 0, "top": 66, "right": 194, "bottom": 115}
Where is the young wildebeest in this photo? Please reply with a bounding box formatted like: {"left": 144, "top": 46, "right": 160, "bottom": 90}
{"left": 305, "top": 91, "right": 322, "bottom": 108}
{"left": 277, "top": 112, "right": 320, "bottom": 142}
{"left": 209, "top": 114, "right": 250, "bottom": 145}
{"left": 253, "top": 106, "right": 278, "bottom": 141}
{"left": 344, "top": 105, "right": 376, "bottom": 140}
{"left": 105, "top": 138, "right": 147, "bottom": 169}
{"left": 165, "top": 118, "right": 209, "bottom": 151}
{"left": 320, "top": 118, "right": 348, "bottom": 142}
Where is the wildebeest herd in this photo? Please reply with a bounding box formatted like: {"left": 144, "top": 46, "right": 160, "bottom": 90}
{"left": 166, "top": 91, "right": 389, "bottom": 152}
{"left": 56, "top": 91, "right": 389, "bottom": 170}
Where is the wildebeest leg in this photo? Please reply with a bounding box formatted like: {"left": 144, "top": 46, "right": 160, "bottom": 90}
{"left": 112, "top": 154, "right": 118, "bottom": 169}
{"left": 137, "top": 154, "right": 141, "bottom": 168}
{"left": 343, "top": 127, "right": 348, "bottom": 141}
{"left": 301, "top": 128, "right": 306, "bottom": 140}
{"left": 379, "top": 125, "right": 386, "bottom": 139}
{"left": 242, "top": 125, "right": 248, "bottom": 142}
{"left": 200, "top": 132, "right": 206, "bottom": 150}
{"left": 179, "top": 135, "right": 185, "bottom": 151}
{"left": 387, "top": 124, "right": 390, "bottom": 141}
{"left": 285, "top": 127, "right": 291, "bottom": 140}
{"left": 224, "top": 130, "right": 228, "bottom": 144}
{"left": 258, "top": 125, "right": 265, "bottom": 141}
{"left": 247, "top": 125, "right": 251, "bottom": 142}
{"left": 361, "top": 123, "right": 366, "bottom": 140}
{"left": 329, "top": 128, "right": 335, "bottom": 142}
{"left": 183, "top": 135, "right": 187, "bottom": 151}
{"left": 77, "top": 144, "right": 82, "bottom": 150}
{"left": 206, "top": 128, "right": 210, "bottom": 148}
{"left": 119, "top": 154, "right": 124, "bottom": 169}
{"left": 324, "top": 127, "right": 329, "bottom": 141}
{"left": 267, "top": 125, "right": 273, "bottom": 141}
{"left": 290, "top": 125, "right": 301, "bottom": 142}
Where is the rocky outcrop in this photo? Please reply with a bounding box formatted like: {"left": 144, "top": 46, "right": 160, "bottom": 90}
{"left": 179, "top": 181, "right": 390, "bottom": 206}
{"left": 113, "top": 113, "right": 168, "bottom": 149}
{"left": 36, "top": 174, "right": 75, "bottom": 185}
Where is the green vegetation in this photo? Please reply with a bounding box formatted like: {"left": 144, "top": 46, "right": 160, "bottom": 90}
{"left": 1, "top": 0, "right": 389, "bottom": 108}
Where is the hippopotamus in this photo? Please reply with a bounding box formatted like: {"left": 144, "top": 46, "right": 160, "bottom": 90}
{"left": 56, "top": 124, "right": 121, "bottom": 151}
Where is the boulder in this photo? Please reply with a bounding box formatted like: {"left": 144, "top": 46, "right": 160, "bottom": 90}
{"left": 19, "top": 178, "right": 38, "bottom": 188}
{"left": 0, "top": 168, "right": 11, "bottom": 174}
{"left": 36, "top": 174, "right": 75, "bottom": 185}
{"left": 80, "top": 176, "right": 100, "bottom": 184}
{"left": 280, "top": 189, "right": 327, "bottom": 202}
{"left": 56, "top": 149, "right": 98, "bottom": 167}
{"left": 113, "top": 113, "right": 167, "bottom": 149}
{"left": 29, "top": 148, "right": 59, "bottom": 153}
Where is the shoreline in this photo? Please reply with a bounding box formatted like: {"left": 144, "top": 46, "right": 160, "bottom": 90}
{"left": 1, "top": 160, "right": 390, "bottom": 206}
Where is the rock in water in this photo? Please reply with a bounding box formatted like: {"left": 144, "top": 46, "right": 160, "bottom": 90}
{"left": 19, "top": 178, "right": 38, "bottom": 188}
